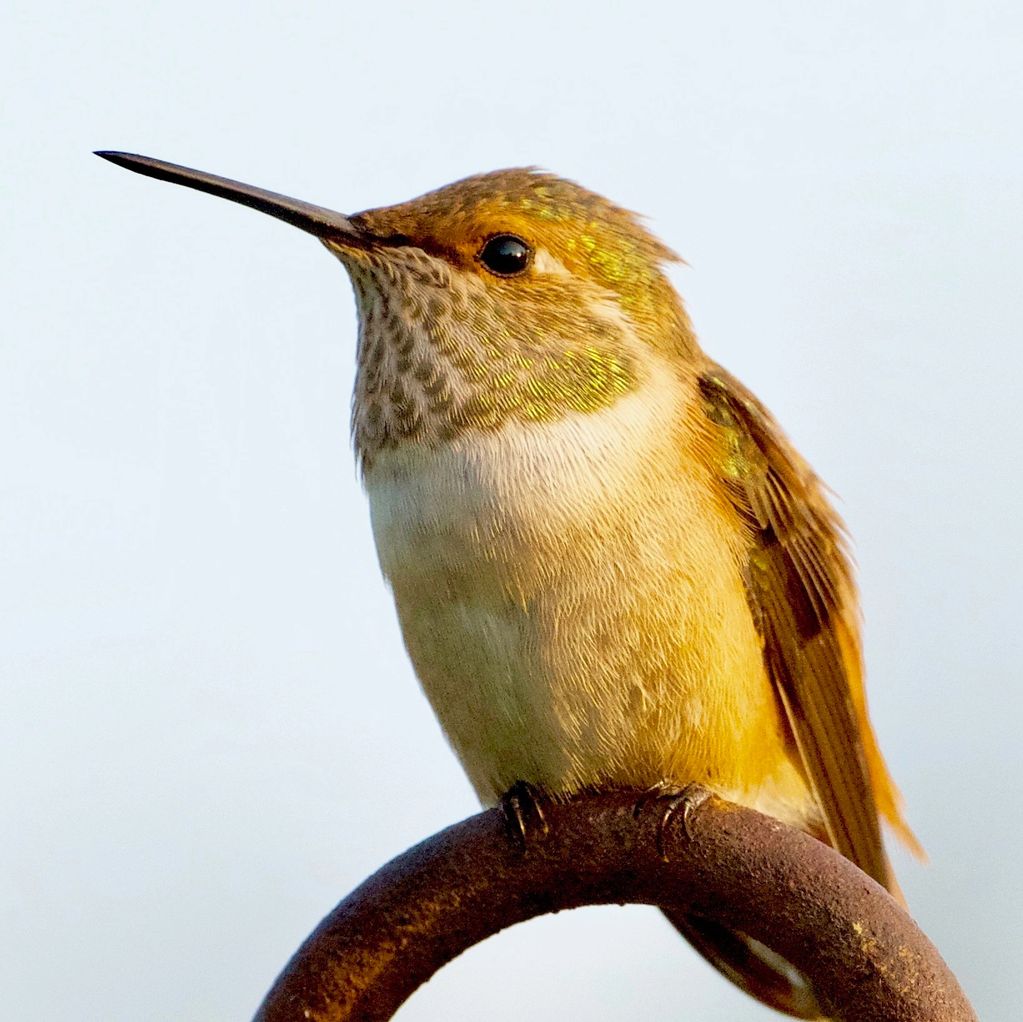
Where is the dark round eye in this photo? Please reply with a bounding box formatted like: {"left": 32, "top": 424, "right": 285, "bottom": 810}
{"left": 478, "top": 234, "right": 531, "bottom": 276}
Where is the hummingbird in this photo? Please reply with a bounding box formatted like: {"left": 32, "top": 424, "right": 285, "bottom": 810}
{"left": 97, "top": 151, "right": 922, "bottom": 1018}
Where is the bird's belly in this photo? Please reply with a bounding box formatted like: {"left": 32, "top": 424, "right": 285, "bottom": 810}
{"left": 364, "top": 384, "right": 812, "bottom": 825}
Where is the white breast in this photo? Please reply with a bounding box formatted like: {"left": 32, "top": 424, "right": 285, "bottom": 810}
{"left": 365, "top": 358, "right": 686, "bottom": 570}
{"left": 359, "top": 353, "right": 798, "bottom": 817}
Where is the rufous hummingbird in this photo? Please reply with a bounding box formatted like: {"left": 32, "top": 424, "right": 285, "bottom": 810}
{"left": 97, "top": 151, "right": 922, "bottom": 1018}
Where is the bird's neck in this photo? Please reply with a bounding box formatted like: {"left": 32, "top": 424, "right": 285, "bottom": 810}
{"left": 345, "top": 257, "right": 657, "bottom": 472}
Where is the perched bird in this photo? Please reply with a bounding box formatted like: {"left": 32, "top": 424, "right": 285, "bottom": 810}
{"left": 97, "top": 152, "right": 922, "bottom": 1018}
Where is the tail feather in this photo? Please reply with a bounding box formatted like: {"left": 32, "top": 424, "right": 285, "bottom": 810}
{"left": 662, "top": 907, "right": 825, "bottom": 1020}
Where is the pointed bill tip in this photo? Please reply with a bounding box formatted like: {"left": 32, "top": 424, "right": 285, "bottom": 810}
{"left": 94, "top": 151, "right": 160, "bottom": 173}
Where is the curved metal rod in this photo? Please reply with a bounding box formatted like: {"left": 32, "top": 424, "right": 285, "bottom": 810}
{"left": 252, "top": 789, "right": 975, "bottom": 1021}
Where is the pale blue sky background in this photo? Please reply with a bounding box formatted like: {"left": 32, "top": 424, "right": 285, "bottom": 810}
{"left": 3, "top": 2, "right": 1021, "bottom": 1019}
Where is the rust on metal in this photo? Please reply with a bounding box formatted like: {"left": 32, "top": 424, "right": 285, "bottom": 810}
{"left": 252, "top": 789, "right": 975, "bottom": 1022}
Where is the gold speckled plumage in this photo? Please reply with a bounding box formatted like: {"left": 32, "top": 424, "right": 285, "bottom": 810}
{"left": 330, "top": 167, "right": 695, "bottom": 469}
{"left": 342, "top": 244, "right": 637, "bottom": 466}
{"left": 97, "top": 154, "right": 921, "bottom": 1021}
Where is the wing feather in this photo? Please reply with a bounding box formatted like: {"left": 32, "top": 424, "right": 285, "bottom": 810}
{"left": 698, "top": 365, "right": 921, "bottom": 889}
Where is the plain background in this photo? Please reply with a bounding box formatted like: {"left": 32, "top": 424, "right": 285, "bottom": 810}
{"left": 3, "top": 2, "right": 1021, "bottom": 1019}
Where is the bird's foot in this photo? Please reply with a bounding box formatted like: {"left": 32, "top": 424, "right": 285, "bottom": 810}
{"left": 500, "top": 780, "right": 551, "bottom": 851}
{"left": 633, "top": 782, "right": 712, "bottom": 861}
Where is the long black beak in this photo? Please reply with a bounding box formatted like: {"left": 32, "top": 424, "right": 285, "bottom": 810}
{"left": 95, "top": 151, "right": 367, "bottom": 245}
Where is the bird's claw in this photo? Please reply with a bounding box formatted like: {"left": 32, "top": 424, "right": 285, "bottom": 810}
{"left": 500, "top": 780, "right": 550, "bottom": 851}
{"left": 633, "top": 782, "right": 711, "bottom": 861}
